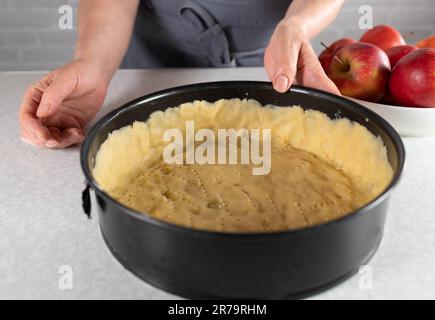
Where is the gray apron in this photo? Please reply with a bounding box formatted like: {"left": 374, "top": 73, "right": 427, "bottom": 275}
{"left": 121, "top": 0, "right": 292, "bottom": 68}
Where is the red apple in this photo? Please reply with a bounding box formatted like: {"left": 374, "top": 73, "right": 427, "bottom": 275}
{"left": 318, "top": 38, "right": 355, "bottom": 72}
{"left": 326, "top": 42, "right": 391, "bottom": 102}
{"left": 360, "top": 25, "right": 406, "bottom": 51}
{"left": 385, "top": 45, "right": 417, "bottom": 68}
{"left": 416, "top": 35, "right": 435, "bottom": 49}
{"left": 389, "top": 48, "right": 435, "bottom": 108}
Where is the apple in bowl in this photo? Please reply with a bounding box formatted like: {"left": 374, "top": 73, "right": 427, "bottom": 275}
{"left": 348, "top": 48, "right": 435, "bottom": 136}
{"left": 326, "top": 42, "right": 391, "bottom": 102}
{"left": 416, "top": 35, "right": 435, "bottom": 49}
{"left": 385, "top": 45, "right": 417, "bottom": 68}
{"left": 318, "top": 38, "right": 355, "bottom": 72}
{"left": 359, "top": 25, "right": 406, "bottom": 51}
{"left": 389, "top": 48, "right": 435, "bottom": 108}
{"left": 317, "top": 26, "right": 435, "bottom": 136}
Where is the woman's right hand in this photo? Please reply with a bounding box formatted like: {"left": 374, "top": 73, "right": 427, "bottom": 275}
{"left": 19, "top": 58, "right": 108, "bottom": 148}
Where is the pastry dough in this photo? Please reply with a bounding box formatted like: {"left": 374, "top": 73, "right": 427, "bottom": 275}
{"left": 93, "top": 99, "right": 393, "bottom": 232}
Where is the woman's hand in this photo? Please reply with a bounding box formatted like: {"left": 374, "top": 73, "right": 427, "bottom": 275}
{"left": 19, "top": 59, "right": 108, "bottom": 148}
{"left": 264, "top": 20, "right": 340, "bottom": 94}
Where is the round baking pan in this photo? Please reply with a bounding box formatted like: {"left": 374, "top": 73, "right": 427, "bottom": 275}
{"left": 80, "top": 82, "right": 405, "bottom": 299}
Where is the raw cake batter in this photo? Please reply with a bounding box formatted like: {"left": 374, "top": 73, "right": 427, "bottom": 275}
{"left": 93, "top": 99, "right": 393, "bottom": 232}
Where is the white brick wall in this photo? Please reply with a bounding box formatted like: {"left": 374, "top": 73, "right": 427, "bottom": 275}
{"left": 0, "top": 0, "right": 434, "bottom": 71}
{"left": 0, "top": 0, "right": 78, "bottom": 71}
{"left": 311, "top": 0, "right": 435, "bottom": 53}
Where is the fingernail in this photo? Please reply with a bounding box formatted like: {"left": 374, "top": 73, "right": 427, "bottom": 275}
{"left": 21, "top": 137, "right": 38, "bottom": 147}
{"left": 274, "top": 75, "right": 289, "bottom": 93}
{"left": 67, "top": 133, "right": 83, "bottom": 143}
{"left": 45, "top": 140, "right": 58, "bottom": 148}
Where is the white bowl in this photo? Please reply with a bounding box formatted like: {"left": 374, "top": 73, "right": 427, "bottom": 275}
{"left": 348, "top": 97, "right": 435, "bottom": 137}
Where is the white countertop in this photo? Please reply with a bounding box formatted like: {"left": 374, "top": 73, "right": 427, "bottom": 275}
{"left": 0, "top": 68, "right": 434, "bottom": 299}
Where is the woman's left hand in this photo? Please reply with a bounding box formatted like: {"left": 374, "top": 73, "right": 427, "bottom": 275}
{"left": 264, "top": 19, "right": 341, "bottom": 94}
